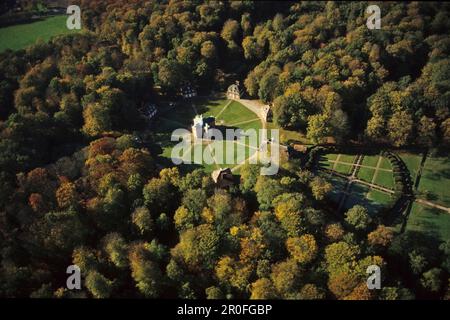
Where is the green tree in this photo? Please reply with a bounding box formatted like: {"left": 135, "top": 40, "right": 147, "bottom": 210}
{"left": 307, "top": 113, "right": 330, "bottom": 144}
{"left": 85, "top": 271, "right": 113, "bottom": 298}
{"left": 325, "top": 241, "right": 360, "bottom": 274}
{"left": 309, "top": 176, "right": 332, "bottom": 200}
{"left": 171, "top": 224, "right": 220, "bottom": 272}
{"left": 129, "top": 243, "right": 164, "bottom": 298}
{"left": 388, "top": 111, "right": 414, "bottom": 147}
{"left": 205, "top": 286, "right": 224, "bottom": 299}
{"left": 270, "top": 259, "right": 302, "bottom": 298}
{"left": 345, "top": 205, "right": 372, "bottom": 231}
{"left": 417, "top": 116, "right": 436, "bottom": 147}
{"left": 103, "top": 233, "right": 129, "bottom": 268}
{"left": 250, "top": 278, "right": 278, "bottom": 299}
{"left": 286, "top": 234, "right": 318, "bottom": 264}
{"left": 420, "top": 268, "right": 443, "bottom": 293}
{"left": 132, "top": 207, "right": 154, "bottom": 236}
{"left": 254, "top": 176, "right": 285, "bottom": 210}
{"left": 143, "top": 178, "right": 173, "bottom": 214}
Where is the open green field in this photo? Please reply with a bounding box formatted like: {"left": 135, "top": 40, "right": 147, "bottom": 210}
{"left": 357, "top": 167, "right": 375, "bottom": 182}
{"left": 343, "top": 184, "right": 375, "bottom": 214}
{"left": 417, "top": 156, "right": 450, "bottom": 207}
{"left": 399, "top": 152, "right": 422, "bottom": 181}
{"left": 154, "top": 98, "right": 266, "bottom": 173}
{"left": 361, "top": 155, "right": 379, "bottom": 167}
{"left": 374, "top": 170, "right": 395, "bottom": 189}
{"left": 334, "top": 163, "right": 352, "bottom": 175}
{"left": 366, "top": 189, "right": 393, "bottom": 204}
{"left": 339, "top": 154, "right": 356, "bottom": 164}
{"left": 343, "top": 183, "right": 392, "bottom": 215}
{"left": 218, "top": 101, "right": 258, "bottom": 124}
{"left": 379, "top": 157, "right": 393, "bottom": 170}
{"left": 405, "top": 202, "right": 450, "bottom": 242}
{"left": 0, "top": 15, "right": 76, "bottom": 52}
{"left": 325, "top": 153, "right": 338, "bottom": 161}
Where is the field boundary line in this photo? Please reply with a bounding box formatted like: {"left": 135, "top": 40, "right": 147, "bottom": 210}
{"left": 332, "top": 154, "right": 341, "bottom": 171}
{"left": 228, "top": 118, "right": 260, "bottom": 127}
{"left": 415, "top": 198, "right": 450, "bottom": 213}
{"left": 215, "top": 100, "right": 232, "bottom": 120}
{"left": 371, "top": 156, "right": 383, "bottom": 185}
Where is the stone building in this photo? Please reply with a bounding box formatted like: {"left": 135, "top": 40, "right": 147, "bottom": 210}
{"left": 192, "top": 115, "right": 215, "bottom": 141}
{"left": 211, "top": 168, "right": 234, "bottom": 188}
{"left": 227, "top": 81, "right": 244, "bottom": 100}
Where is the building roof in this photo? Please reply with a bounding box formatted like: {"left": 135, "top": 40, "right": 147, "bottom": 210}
{"left": 211, "top": 167, "right": 233, "bottom": 183}
{"left": 193, "top": 115, "right": 215, "bottom": 127}
{"left": 227, "top": 83, "right": 243, "bottom": 94}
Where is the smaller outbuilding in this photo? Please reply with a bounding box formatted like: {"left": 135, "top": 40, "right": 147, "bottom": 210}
{"left": 211, "top": 168, "right": 234, "bottom": 188}
{"left": 227, "top": 81, "right": 244, "bottom": 100}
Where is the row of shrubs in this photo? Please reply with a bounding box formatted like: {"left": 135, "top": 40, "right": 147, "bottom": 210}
{"left": 303, "top": 146, "right": 332, "bottom": 169}
{"left": 380, "top": 150, "right": 412, "bottom": 195}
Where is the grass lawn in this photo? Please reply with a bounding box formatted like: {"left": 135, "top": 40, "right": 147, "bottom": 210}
{"left": 319, "top": 159, "right": 333, "bottom": 170}
{"left": 405, "top": 202, "right": 450, "bottom": 242}
{"left": 417, "top": 156, "right": 450, "bottom": 207}
{"left": 374, "top": 170, "right": 395, "bottom": 189}
{"left": 238, "top": 119, "right": 262, "bottom": 131}
{"left": 344, "top": 184, "right": 389, "bottom": 215}
{"left": 154, "top": 98, "right": 265, "bottom": 173}
{"left": 318, "top": 154, "right": 337, "bottom": 170}
{"left": 193, "top": 140, "right": 258, "bottom": 173}
{"left": 379, "top": 157, "right": 393, "bottom": 170}
{"left": 266, "top": 122, "right": 311, "bottom": 145}
{"left": 334, "top": 163, "right": 352, "bottom": 175}
{"left": 399, "top": 152, "right": 422, "bottom": 181}
{"left": 357, "top": 167, "right": 375, "bottom": 182}
{"left": 344, "top": 183, "right": 371, "bottom": 211}
{"left": 325, "top": 153, "right": 338, "bottom": 161}
{"left": 196, "top": 98, "right": 230, "bottom": 118}
{"left": 339, "top": 154, "right": 357, "bottom": 164}
{"left": 216, "top": 100, "right": 257, "bottom": 123}
{"left": 0, "top": 15, "right": 76, "bottom": 52}
{"left": 361, "top": 155, "right": 379, "bottom": 168}
{"left": 366, "top": 189, "right": 393, "bottom": 205}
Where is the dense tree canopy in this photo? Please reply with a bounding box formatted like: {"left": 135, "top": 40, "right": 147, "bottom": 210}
{"left": 0, "top": 0, "right": 449, "bottom": 299}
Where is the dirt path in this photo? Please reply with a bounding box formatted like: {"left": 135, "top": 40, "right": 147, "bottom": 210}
{"left": 228, "top": 118, "right": 261, "bottom": 127}
{"left": 215, "top": 100, "right": 232, "bottom": 120}
{"left": 415, "top": 198, "right": 450, "bottom": 213}
{"left": 371, "top": 156, "right": 383, "bottom": 184}
{"left": 332, "top": 154, "right": 341, "bottom": 171}
{"left": 336, "top": 155, "right": 363, "bottom": 213}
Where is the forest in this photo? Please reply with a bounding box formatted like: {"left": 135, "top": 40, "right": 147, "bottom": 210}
{"left": 0, "top": 0, "right": 449, "bottom": 299}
